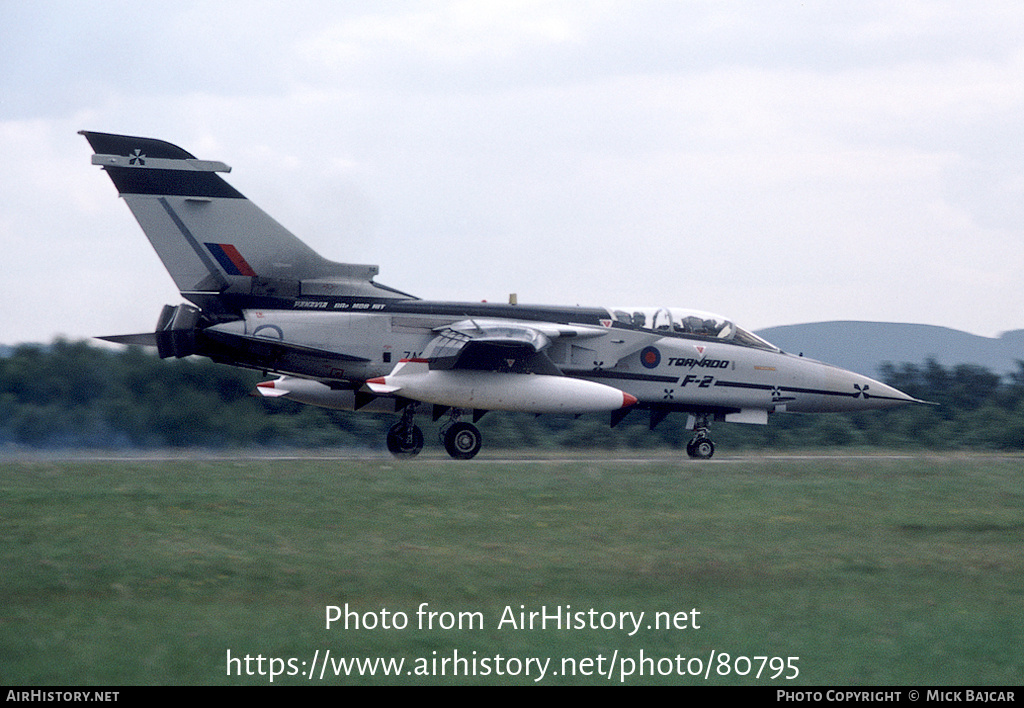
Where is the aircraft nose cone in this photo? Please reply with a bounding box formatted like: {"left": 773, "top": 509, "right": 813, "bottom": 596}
{"left": 827, "top": 368, "right": 919, "bottom": 411}
{"left": 853, "top": 379, "right": 914, "bottom": 407}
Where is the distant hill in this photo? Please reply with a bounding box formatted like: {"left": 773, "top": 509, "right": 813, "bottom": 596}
{"left": 755, "top": 321, "right": 1024, "bottom": 378}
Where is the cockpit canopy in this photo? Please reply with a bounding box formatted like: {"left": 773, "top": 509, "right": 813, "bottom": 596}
{"left": 607, "top": 307, "right": 779, "bottom": 352}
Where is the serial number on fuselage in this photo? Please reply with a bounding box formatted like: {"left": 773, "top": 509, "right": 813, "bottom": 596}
{"left": 292, "top": 300, "right": 388, "bottom": 310}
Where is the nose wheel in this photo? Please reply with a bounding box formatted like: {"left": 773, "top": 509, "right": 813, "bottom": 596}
{"left": 686, "top": 414, "right": 715, "bottom": 459}
{"left": 686, "top": 435, "right": 715, "bottom": 459}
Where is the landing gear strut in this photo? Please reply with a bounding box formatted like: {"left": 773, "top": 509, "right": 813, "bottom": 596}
{"left": 686, "top": 414, "right": 715, "bottom": 460}
{"left": 386, "top": 404, "right": 423, "bottom": 457}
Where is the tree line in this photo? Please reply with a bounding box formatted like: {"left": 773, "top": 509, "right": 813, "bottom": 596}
{"left": 1, "top": 339, "right": 1023, "bottom": 451}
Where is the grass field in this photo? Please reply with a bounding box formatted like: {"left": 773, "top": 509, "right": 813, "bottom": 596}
{"left": 2, "top": 452, "right": 1022, "bottom": 685}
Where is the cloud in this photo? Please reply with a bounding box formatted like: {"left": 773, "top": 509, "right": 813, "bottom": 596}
{"left": 3, "top": 1, "right": 1024, "bottom": 342}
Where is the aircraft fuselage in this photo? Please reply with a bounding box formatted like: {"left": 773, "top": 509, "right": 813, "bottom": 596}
{"left": 203, "top": 299, "right": 915, "bottom": 421}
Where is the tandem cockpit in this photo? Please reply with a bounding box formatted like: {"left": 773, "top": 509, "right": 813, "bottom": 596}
{"left": 607, "top": 307, "right": 780, "bottom": 352}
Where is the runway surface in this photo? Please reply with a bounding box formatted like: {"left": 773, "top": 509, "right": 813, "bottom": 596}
{"left": 3, "top": 449, "right": 1012, "bottom": 464}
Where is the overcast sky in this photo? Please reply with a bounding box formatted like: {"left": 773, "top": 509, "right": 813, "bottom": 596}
{"left": 3, "top": 1, "right": 1023, "bottom": 344}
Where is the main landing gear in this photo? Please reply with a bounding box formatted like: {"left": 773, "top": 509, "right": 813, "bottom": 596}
{"left": 386, "top": 405, "right": 424, "bottom": 457}
{"left": 385, "top": 405, "right": 483, "bottom": 460}
{"left": 686, "top": 414, "right": 715, "bottom": 460}
{"left": 440, "top": 420, "right": 482, "bottom": 460}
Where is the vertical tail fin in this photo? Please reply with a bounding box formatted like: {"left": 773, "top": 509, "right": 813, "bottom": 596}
{"left": 80, "top": 131, "right": 411, "bottom": 308}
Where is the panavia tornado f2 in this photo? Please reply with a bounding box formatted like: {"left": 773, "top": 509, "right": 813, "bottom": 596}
{"left": 82, "top": 131, "right": 924, "bottom": 459}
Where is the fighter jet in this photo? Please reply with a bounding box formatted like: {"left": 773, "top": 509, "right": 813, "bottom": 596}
{"left": 81, "top": 131, "right": 923, "bottom": 460}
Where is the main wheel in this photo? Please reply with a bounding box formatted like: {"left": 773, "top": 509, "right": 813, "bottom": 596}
{"left": 687, "top": 437, "right": 714, "bottom": 460}
{"left": 386, "top": 423, "right": 424, "bottom": 457}
{"left": 443, "top": 422, "right": 482, "bottom": 460}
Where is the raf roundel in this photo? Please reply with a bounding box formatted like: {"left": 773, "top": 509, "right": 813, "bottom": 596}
{"left": 640, "top": 346, "right": 661, "bottom": 369}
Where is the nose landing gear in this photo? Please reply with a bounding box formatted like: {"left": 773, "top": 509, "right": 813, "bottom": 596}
{"left": 686, "top": 434, "right": 715, "bottom": 459}
{"left": 686, "top": 414, "right": 715, "bottom": 460}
